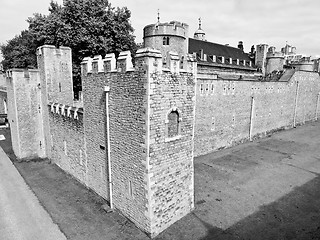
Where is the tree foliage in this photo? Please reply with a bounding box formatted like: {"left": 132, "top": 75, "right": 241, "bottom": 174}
{"left": 0, "top": 30, "right": 37, "bottom": 69}
{"left": 1, "top": 0, "right": 137, "bottom": 93}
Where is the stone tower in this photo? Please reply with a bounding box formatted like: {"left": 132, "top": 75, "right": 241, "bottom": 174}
{"left": 266, "top": 47, "right": 285, "bottom": 74}
{"left": 36, "top": 45, "right": 75, "bottom": 159}
{"left": 81, "top": 48, "right": 197, "bottom": 237}
{"left": 255, "top": 44, "right": 269, "bottom": 75}
{"left": 143, "top": 20, "right": 189, "bottom": 58}
{"left": 37, "top": 45, "right": 74, "bottom": 106}
{"left": 6, "top": 69, "right": 46, "bottom": 159}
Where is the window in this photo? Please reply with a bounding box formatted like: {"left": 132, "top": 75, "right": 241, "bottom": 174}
{"left": 165, "top": 107, "right": 182, "bottom": 141}
{"left": 223, "top": 83, "right": 227, "bottom": 95}
{"left": 232, "top": 82, "right": 235, "bottom": 95}
{"left": 163, "top": 36, "right": 170, "bottom": 45}
{"left": 180, "top": 56, "right": 184, "bottom": 69}
{"left": 168, "top": 110, "right": 179, "bottom": 137}
{"left": 211, "top": 84, "right": 214, "bottom": 94}
{"left": 209, "top": 55, "right": 216, "bottom": 62}
{"left": 163, "top": 56, "right": 167, "bottom": 68}
{"left": 200, "top": 83, "right": 204, "bottom": 95}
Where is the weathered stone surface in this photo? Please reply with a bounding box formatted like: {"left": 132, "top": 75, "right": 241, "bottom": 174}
{"left": 194, "top": 70, "right": 320, "bottom": 157}
{"left": 6, "top": 69, "right": 45, "bottom": 159}
{"left": 6, "top": 44, "right": 320, "bottom": 238}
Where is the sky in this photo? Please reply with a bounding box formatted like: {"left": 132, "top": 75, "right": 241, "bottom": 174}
{"left": 1, "top": 0, "right": 320, "bottom": 60}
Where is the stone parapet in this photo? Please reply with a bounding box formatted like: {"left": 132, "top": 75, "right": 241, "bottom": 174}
{"left": 81, "top": 48, "right": 197, "bottom": 77}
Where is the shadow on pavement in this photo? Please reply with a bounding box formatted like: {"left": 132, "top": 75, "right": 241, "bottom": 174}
{"left": 155, "top": 172, "right": 320, "bottom": 240}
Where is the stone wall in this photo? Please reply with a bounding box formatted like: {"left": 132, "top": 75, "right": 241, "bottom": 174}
{"left": 81, "top": 48, "right": 196, "bottom": 237}
{"left": 81, "top": 51, "right": 152, "bottom": 233}
{"left": 6, "top": 69, "right": 46, "bottom": 159}
{"left": 48, "top": 104, "right": 86, "bottom": 185}
{"left": 145, "top": 51, "right": 196, "bottom": 235}
{"left": 0, "top": 73, "right": 7, "bottom": 113}
{"left": 197, "top": 63, "right": 261, "bottom": 79}
{"left": 81, "top": 58, "right": 110, "bottom": 201}
{"left": 8, "top": 43, "right": 320, "bottom": 238}
{"left": 37, "top": 45, "right": 74, "bottom": 105}
{"left": 0, "top": 90, "right": 7, "bottom": 116}
{"left": 37, "top": 45, "right": 75, "bottom": 159}
{"left": 0, "top": 73, "right": 6, "bottom": 87}
{"left": 194, "top": 70, "right": 320, "bottom": 157}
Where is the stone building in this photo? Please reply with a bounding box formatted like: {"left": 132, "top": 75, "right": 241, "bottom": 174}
{"left": 142, "top": 18, "right": 320, "bottom": 156}
{"left": 4, "top": 18, "right": 320, "bottom": 238}
{"left": 6, "top": 45, "right": 197, "bottom": 237}
{"left": 144, "top": 19, "right": 258, "bottom": 79}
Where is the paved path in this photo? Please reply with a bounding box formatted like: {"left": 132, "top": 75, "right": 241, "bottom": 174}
{"left": 158, "top": 121, "right": 320, "bottom": 239}
{"left": 0, "top": 147, "right": 66, "bottom": 240}
{"left": 194, "top": 123, "right": 320, "bottom": 230}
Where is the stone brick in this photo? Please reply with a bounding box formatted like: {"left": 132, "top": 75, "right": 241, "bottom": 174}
{"left": 81, "top": 48, "right": 196, "bottom": 237}
{"left": 194, "top": 69, "right": 320, "bottom": 157}
{"left": 49, "top": 105, "right": 86, "bottom": 185}
{"left": 6, "top": 69, "right": 45, "bottom": 159}
{"left": 7, "top": 43, "right": 320, "bottom": 239}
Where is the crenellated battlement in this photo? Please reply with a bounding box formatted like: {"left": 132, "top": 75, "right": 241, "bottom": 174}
{"left": 5, "top": 68, "right": 40, "bottom": 80}
{"left": 49, "top": 102, "right": 83, "bottom": 120}
{"left": 80, "top": 48, "right": 197, "bottom": 76}
{"left": 143, "top": 21, "right": 188, "bottom": 40}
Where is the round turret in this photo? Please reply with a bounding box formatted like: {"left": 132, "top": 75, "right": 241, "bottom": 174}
{"left": 143, "top": 21, "right": 189, "bottom": 58}
{"left": 266, "top": 51, "right": 285, "bottom": 74}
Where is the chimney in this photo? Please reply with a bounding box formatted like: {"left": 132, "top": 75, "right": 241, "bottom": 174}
{"left": 238, "top": 41, "right": 244, "bottom": 51}
{"left": 251, "top": 45, "right": 255, "bottom": 54}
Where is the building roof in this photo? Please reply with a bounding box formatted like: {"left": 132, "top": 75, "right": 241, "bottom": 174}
{"left": 194, "top": 28, "right": 205, "bottom": 35}
{"left": 189, "top": 38, "right": 252, "bottom": 62}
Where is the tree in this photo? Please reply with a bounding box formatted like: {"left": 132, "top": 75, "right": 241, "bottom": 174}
{"left": 1, "top": 0, "right": 137, "bottom": 96}
{"left": 0, "top": 30, "right": 38, "bottom": 70}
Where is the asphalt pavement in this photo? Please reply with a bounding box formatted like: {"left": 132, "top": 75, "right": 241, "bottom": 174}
{"left": 0, "top": 146, "right": 66, "bottom": 240}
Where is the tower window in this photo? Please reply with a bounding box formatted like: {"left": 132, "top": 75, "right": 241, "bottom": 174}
{"left": 163, "top": 37, "right": 170, "bottom": 45}
{"left": 163, "top": 56, "right": 167, "bottom": 67}
{"left": 180, "top": 56, "right": 184, "bottom": 69}
{"left": 168, "top": 110, "right": 179, "bottom": 137}
{"left": 165, "top": 107, "right": 182, "bottom": 142}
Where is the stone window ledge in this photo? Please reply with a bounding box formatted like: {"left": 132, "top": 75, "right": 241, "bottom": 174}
{"left": 165, "top": 135, "right": 182, "bottom": 142}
